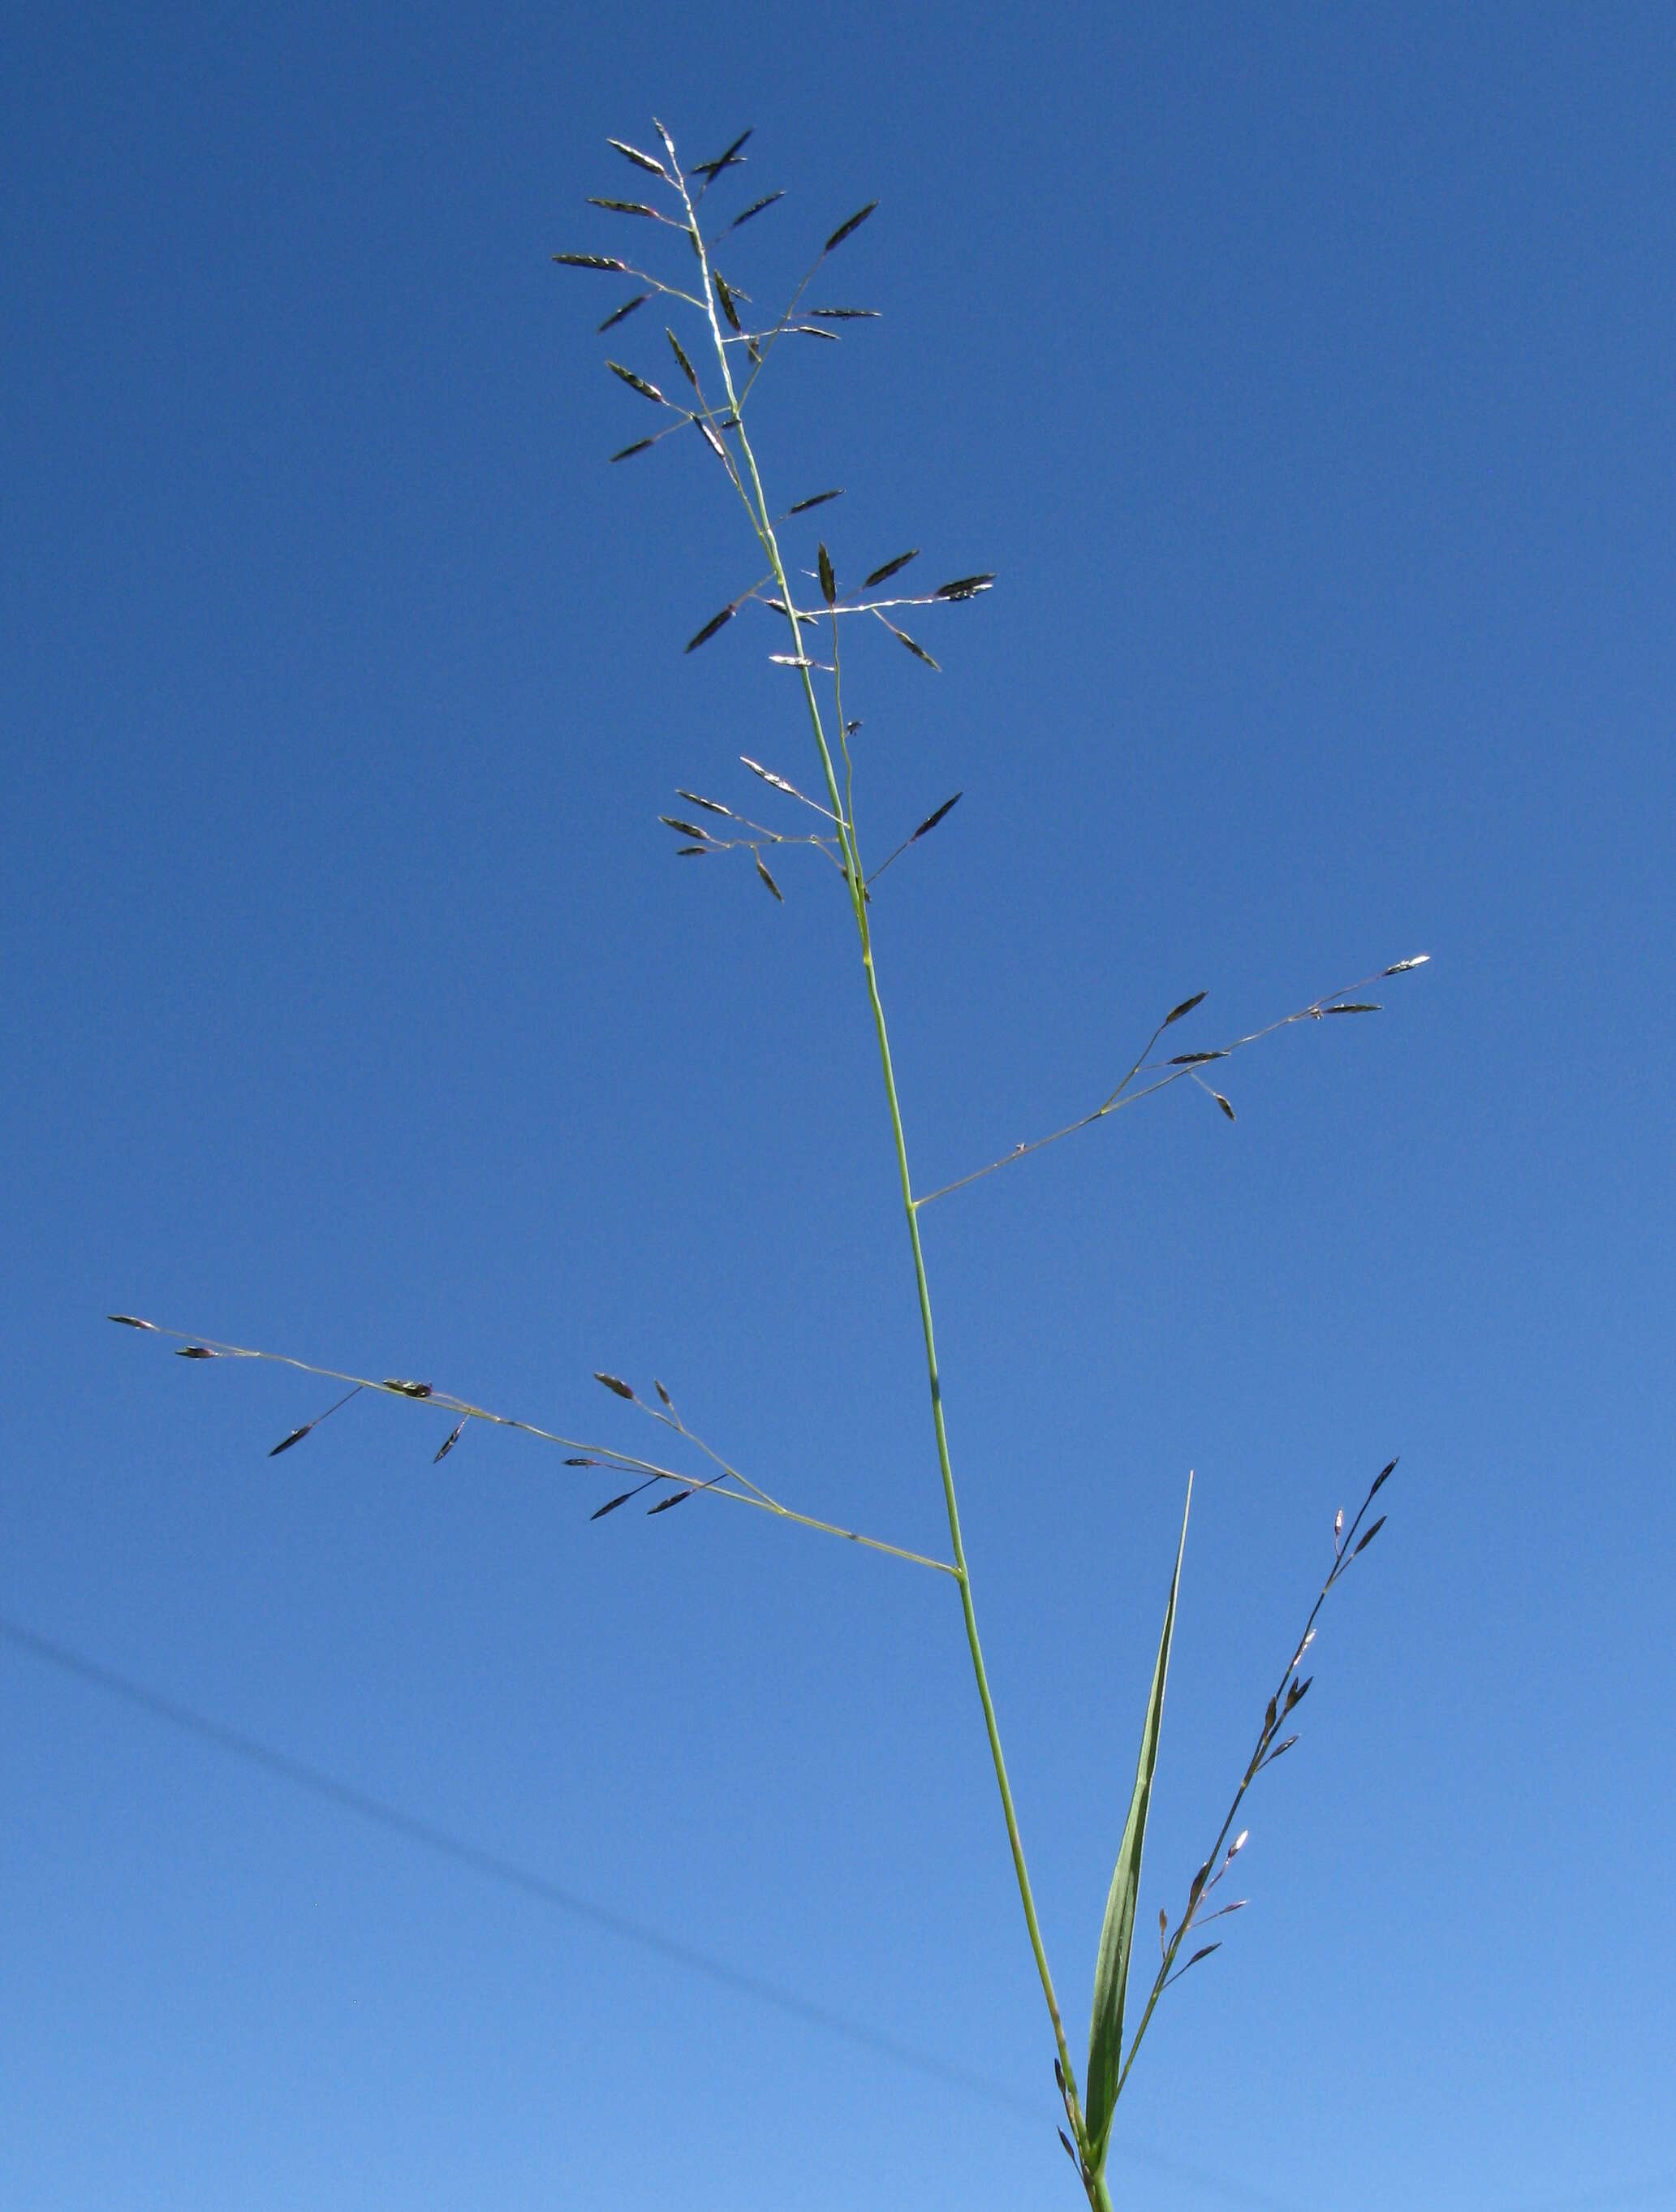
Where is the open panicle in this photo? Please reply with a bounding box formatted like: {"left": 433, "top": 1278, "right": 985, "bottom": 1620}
{"left": 123, "top": 118, "right": 1419, "bottom": 2210}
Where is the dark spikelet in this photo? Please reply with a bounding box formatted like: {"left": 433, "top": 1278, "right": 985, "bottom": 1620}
{"left": 591, "top": 1490, "right": 637, "bottom": 1520}
{"left": 1353, "top": 1515, "right": 1387, "bottom": 1554}
{"left": 933, "top": 573, "right": 997, "bottom": 600}
{"left": 607, "top": 360, "right": 666, "bottom": 405}
{"left": 1265, "top": 1734, "right": 1299, "bottom": 1764}
{"left": 651, "top": 119, "right": 676, "bottom": 162}
{"left": 1054, "top": 2058, "right": 1066, "bottom": 2094}
{"left": 693, "top": 127, "right": 752, "bottom": 182}
{"left": 676, "top": 846, "right": 709, "bottom": 856}
{"left": 660, "top": 817, "right": 714, "bottom": 841}
{"left": 108, "top": 1313, "right": 157, "bottom": 1330}
{"left": 607, "top": 138, "right": 668, "bottom": 179}
{"left": 713, "top": 274, "right": 744, "bottom": 333}
{"left": 648, "top": 1487, "right": 693, "bottom": 1515}
{"left": 1178, "top": 1943, "right": 1221, "bottom": 1975}
{"left": 808, "top": 306, "right": 880, "bottom": 320}
{"left": 1213, "top": 1091, "right": 1236, "bottom": 1120}
{"left": 666, "top": 328, "right": 700, "bottom": 388}
{"left": 554, "top": 252, "right": 629, "bottom": 272}
{"left": 685, "top": 603, "right": 738, "bottom": 653}
{"left": 564, "top": 1455, "right": 599, "bottom": 1467}
{"left": 1371, "top": 1456, "right": 1398, "bottom": 1495}
{"left": 911, "top": 791, "right": 962, "bottom": 841}
{"left": 1165, "top": 991, "right": 1208, "bottom": 1026}
{"left": 675, "top": 790, "right": 735, "bottom": 817}
{"left": 433, "top": 1419, "right": 467, "bottom": 1464}
{"left": 1325, "top": 1001, "right": 1382, "bottom": 1015}
{"left": 1058, "top": 2130, "right": 1079, "bottom": 2169}
{"left": 864, "top": 549, "right": 919, "bottom": 588}
{"left": 609, "top": 437, "right": 658, "bottom": 463}
{"left": 824, "top": 201, "right": 878, "bottom": 252}
{"left": 1285, "top": 1674, "right": 1313, "bottom": 1711}
{"left": 788, "top": 488, "right": 843, "bottom": 514}
{"left": 598, "top": 291, "right": 653, "bottom": 332}
{"left": 384, "top": 1379, "right": 433, "bottom": 1398}
{"left": 884, "top": 619, "right": 939, "bottom": 670}
{"left": 730, "top": 191, "right": 784, "bottom": 231}
{"left": 1169, "top": 1050, "right": 1228, "bottom": 1066}
{"left": 654, "top": 1380, "right": 673, "bottom": 1407}
{"left": 177, "top": 1345, "right": 218, "bottom": 1358}
{"left": 588, "top": 197, "right": 659, "bottom": 218}
{"left": 1383, "top": 954, "right": 1430, "bottom": 975}
{"left": 818, "top": 543, "right": 837, "bottom": 606}
{"left": 268, "top": 1425, "right": 312, "bottom": 1457}
{"left": 594, "top": 1372, "right": 635, "bottom": 1399}
{"left": 740, "top": 757, "right": 807, "bottom": 800}
{"left": 756, "top": 855, "right": 784, "bottom": 902}
{"left": 788, "top": 324, "right": 840, "bottom": 343}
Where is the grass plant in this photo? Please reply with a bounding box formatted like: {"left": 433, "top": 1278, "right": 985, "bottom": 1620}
{"left": 113, "top": 119, "right": 1428, "bottom": 2206}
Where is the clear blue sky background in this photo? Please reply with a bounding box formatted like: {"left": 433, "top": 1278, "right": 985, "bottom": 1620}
{"left": 4, "top": 6, "right": 1672, "bottom": 2209}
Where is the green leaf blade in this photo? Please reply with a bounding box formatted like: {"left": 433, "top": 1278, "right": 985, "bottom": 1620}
{"left": 1084, "top": 1475, "right": 1192, "bottom": 2176}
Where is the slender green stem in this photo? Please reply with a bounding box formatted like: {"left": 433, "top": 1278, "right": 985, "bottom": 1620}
{"left": 669, "top": 136, "right": 1086, "bottom": 2146}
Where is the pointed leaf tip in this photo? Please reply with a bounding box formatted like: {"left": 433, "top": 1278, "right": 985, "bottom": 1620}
{"left": 593, "top": 1372, "right": 635, "bottom": 1399}
{"left": 1084, "top": 1475, "right": 1192, "bottom": 2171}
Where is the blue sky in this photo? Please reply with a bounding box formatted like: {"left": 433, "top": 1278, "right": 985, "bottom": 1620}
{"left": 4, "top": 6, "right": 1673, "bottom": 2208}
